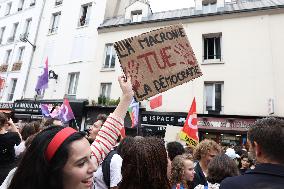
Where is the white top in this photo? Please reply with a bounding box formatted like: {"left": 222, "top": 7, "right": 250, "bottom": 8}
{"left": 94, "top": 154, "right": 123, "bottom": 189}
{"left": 0, "top": 167, "right": 17, "bottom": 189}
{"left": 194, "top": 182, "right": 220, "bottom": 189}
{"left": 14, "top": 141, "right": 25, "bottom": 157}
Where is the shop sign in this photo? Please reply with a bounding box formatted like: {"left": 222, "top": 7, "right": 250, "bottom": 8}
{"left": 13, "top": 101, "right": 41, "bottom": 114}
{"left": 198, "top": 118, "right": 256, "bottom": 130}
{"left": 141, "top": 112, "right": 256, "bottom": 130}
{"left": 0, "top": 102, "right": 13, "bottom": 109}
{"left": 141, "top": 114, "right": 186, "bottom": 126}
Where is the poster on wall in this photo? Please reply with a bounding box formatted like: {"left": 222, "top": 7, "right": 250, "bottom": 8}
{"left": 114, "top": 23, "right": 203, "bottom": 101}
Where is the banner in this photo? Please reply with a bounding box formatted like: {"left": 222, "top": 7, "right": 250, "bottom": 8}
{"left": 114, "top": 24, "right": 202, "bottom": 101}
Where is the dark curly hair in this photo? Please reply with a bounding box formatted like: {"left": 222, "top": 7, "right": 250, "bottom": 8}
{"left": 248, "top": 117, "right": 284, "bottom": 164}
{"left": 166, "top": 141, "right": 185, "bottom": 161}
{"left": 119, "top": 137, "right": 170, "bottom": 189}
{"left": 207, "top": 153, "right": 239, "bottom": 184}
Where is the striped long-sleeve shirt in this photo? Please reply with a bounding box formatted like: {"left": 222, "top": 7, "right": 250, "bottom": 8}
{"left": 90, "top": 113, "right": 124, "bottom": 168}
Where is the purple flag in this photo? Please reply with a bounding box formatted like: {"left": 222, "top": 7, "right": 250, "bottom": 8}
{"left": 35, "top": 58, "right": 48, "bottom": 95}
{"left": 59, "top": 98, "right": 75, "bottom": 122}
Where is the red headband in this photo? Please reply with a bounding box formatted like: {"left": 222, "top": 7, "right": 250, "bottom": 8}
{"left": 45, "top": 127, "right": 77, "bottom": 161}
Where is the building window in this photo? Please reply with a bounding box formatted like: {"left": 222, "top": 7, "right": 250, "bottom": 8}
{"left": 67, "top": 72, "right": 79, "bottom": 95}
{"left": 49, "top": 12, "right": 61, "bottom": 34}
{"left": 5, "top": 2, "right": 12, "bottom": 16}
{"left": 7, "top": 79, "right": 17, "bottom": 101}
{"left": 203, "top": 33, "right": 222, "bottom": 62}
{"left": 103, "top": 44, "right": 116, "bottom": 69}
{"left": 202, "top": 2, "right": 217, "bottom": 13}
{"left": 0, "top": 27, "right": 5, "bottom": 44}
{"left": 22, "top": 18, "right": 32, "bottom": 37}
{"left": 100, "top": 83, "right": 112, "bottom": 99}
{"left": 8, "top": 23, "right": 19, "bottom": 43}
{"left": 17, "top": 47, "right": 25, "bottom": 62}
{"left": 18, "top": 0, "right": 24, "bottom": 11}
{"left": 5, "top": 49, "right": 12, "bottom": 64}
{"left": 30, "top": 0, "right": 35, "bottom": 6}
{"left": 131, "top": 10, "right": 142, "bottom": 22}
{"left": 78, "top": 3, "right": 92, "bottom": 27}
{"left": 204, "top": 82, "right": 223, "bottom": 114}
{"left": 55, "top": 0, "right": 62, "bottom": 6}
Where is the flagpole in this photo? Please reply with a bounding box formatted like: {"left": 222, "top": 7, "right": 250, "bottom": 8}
{"left": 73, "top": 118, "right": 79, "bottom": 130}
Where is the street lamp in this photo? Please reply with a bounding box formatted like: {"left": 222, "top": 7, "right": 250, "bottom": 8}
{"left": 19, "top": 34, "right": 36, "bottom": 50}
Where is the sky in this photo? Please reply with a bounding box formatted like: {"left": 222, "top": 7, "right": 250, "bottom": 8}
{"left": 149, "top": 0, "right": 195, "bottom": 12}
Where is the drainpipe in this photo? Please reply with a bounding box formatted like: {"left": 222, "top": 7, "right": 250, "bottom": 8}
{"left": 21, "top": 0, "right": 47, "bottom": 99}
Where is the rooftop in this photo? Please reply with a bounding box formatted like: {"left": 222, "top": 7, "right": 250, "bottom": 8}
{"left": 99, "top": 0, "right": 284, "bottom": 29}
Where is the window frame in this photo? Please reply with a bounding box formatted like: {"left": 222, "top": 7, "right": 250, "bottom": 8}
{"left": 78, "top": 3, "right": 92, "bottom": 27}
{"left": 67, "top": 72, "right": 80, "bottom": 95}
{"left": 5, "top": 2, "right": 12, "bottom": 16}
{"left": 7, "top": 79, "right": 17, "bottom": 101}
{"left": 0, "top": 27, "right": 5, "bottom": 44}
{"left": 204, "top": 82, "right": 223, "bottom": 114}
{"left": 17, "top": 46, "right": 25, "bottom": 62}
{"left": 49, "top": 12, "right": 61, "bottom": 34}
{"left": 202, "top": 33, "right": 222, "bottom": 64}
{"left": 102, "top": 44, "right": 116, "bottom": 69}
{"left": 4, "top": 49, "right": 12, "bottom": 64}
{"left": 99, "top": 83, "right": 112, "bottom": 99}
{"left": 23, "top": 18, "right": 32, "bottom": 37}
{"left": 131, "top": 10, "right": 142, "bottom": 22}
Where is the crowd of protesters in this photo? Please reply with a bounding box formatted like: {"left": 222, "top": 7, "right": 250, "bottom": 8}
{"left": 0, "top": 74, "right": 283, "bottom": 189}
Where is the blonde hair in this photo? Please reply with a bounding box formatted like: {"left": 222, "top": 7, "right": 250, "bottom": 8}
{"left": 193, "top": 139, "right": 221, "bottom": 160}
{"left": 170, "top": 154, "right": 193, "bottom": 188}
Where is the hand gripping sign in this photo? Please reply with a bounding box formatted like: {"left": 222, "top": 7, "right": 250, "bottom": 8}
{"left": 114, "top": 23, "right": 202, "bottom": 101}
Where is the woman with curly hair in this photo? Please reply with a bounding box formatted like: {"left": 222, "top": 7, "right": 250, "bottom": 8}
{"left": 170, "top": 154, "right": 195, "bottom": 189}
{"left": 119, "top": 137, "right": 171, "bottom": 189}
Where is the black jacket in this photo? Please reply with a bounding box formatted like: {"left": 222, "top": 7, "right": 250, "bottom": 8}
{"left": 192, "top": 162, "right": 207, "bottom": 188}
{"left": 220, "top": 163, "right": 284, "bottom": 189}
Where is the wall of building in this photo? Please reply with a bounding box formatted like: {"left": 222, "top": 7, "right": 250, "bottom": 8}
{"left": 95, "top": 11, "right": 284, "bottom": 117}
{"left": 24, "top": 0, "right": 107, "bottom": 101}
{"left": 0, "top": 0, "right": 45, "bottom": 102}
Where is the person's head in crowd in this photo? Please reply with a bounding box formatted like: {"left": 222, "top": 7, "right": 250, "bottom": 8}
{"left": 166, "top": 141, "right": 185, "bottom": 161}
{"left": 116, "top": 136, "right": 135, "bottom": 158}
{"left": 30, "top": 120, "right": 42, "bottom": 133}
{"left": 207, "top": 154, "right": 239, "bottom": 184}
{"left": 247, "top": 117, "right": 284, "bottom": 164}
{"left": 170, "top": 154, "right": 195, "bottom": 188}
{"left": 43, "top": 118, "right": 63, "bottom": 129}
{"left": 20, "top": 123, "right": 36, "bottom": 141}
{"left": 88, "top": 114, "right": 107, "bottom": 140}
{"left": 184, "top": 146, "right": 194, "bottom": 155}
{"left": 119, "top": 137, "right": 170, "bottom": 189}
{"left": 239, "top": 153, "right": 253, "bottom": 170}
{"left": 0, "top": 112, "right": 8, "bottom": 129}
{"left": 8, "top": 126, "right": 96, "bottom": 189}
{"left": 193, "top": 139, "right": 221, "bottom": 167}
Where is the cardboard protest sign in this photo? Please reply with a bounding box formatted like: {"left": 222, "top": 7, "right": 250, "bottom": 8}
{"left": 114, "top": 23, "right": 202, "bottom": 101}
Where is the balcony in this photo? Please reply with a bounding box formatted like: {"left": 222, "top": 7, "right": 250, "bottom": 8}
{"left": 7, "top": 36, "right": 15, "bottom": 43}
{"left": 0, "top": 64, "right": 8, "bottom": 72}
{"left": 11, "top": 62, "right": 22, "bottom": 71}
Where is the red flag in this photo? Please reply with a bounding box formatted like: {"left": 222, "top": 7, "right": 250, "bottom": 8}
{"left": 150, "top": 95, "right": 162, "bottom": 109}
{"left": 180, "top": 97, "right": 199, "bottom": 147}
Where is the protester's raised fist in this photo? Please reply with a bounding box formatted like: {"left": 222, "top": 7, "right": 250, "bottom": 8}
{"left": 118, "top": 73, "right": 134, "bottom": 98}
